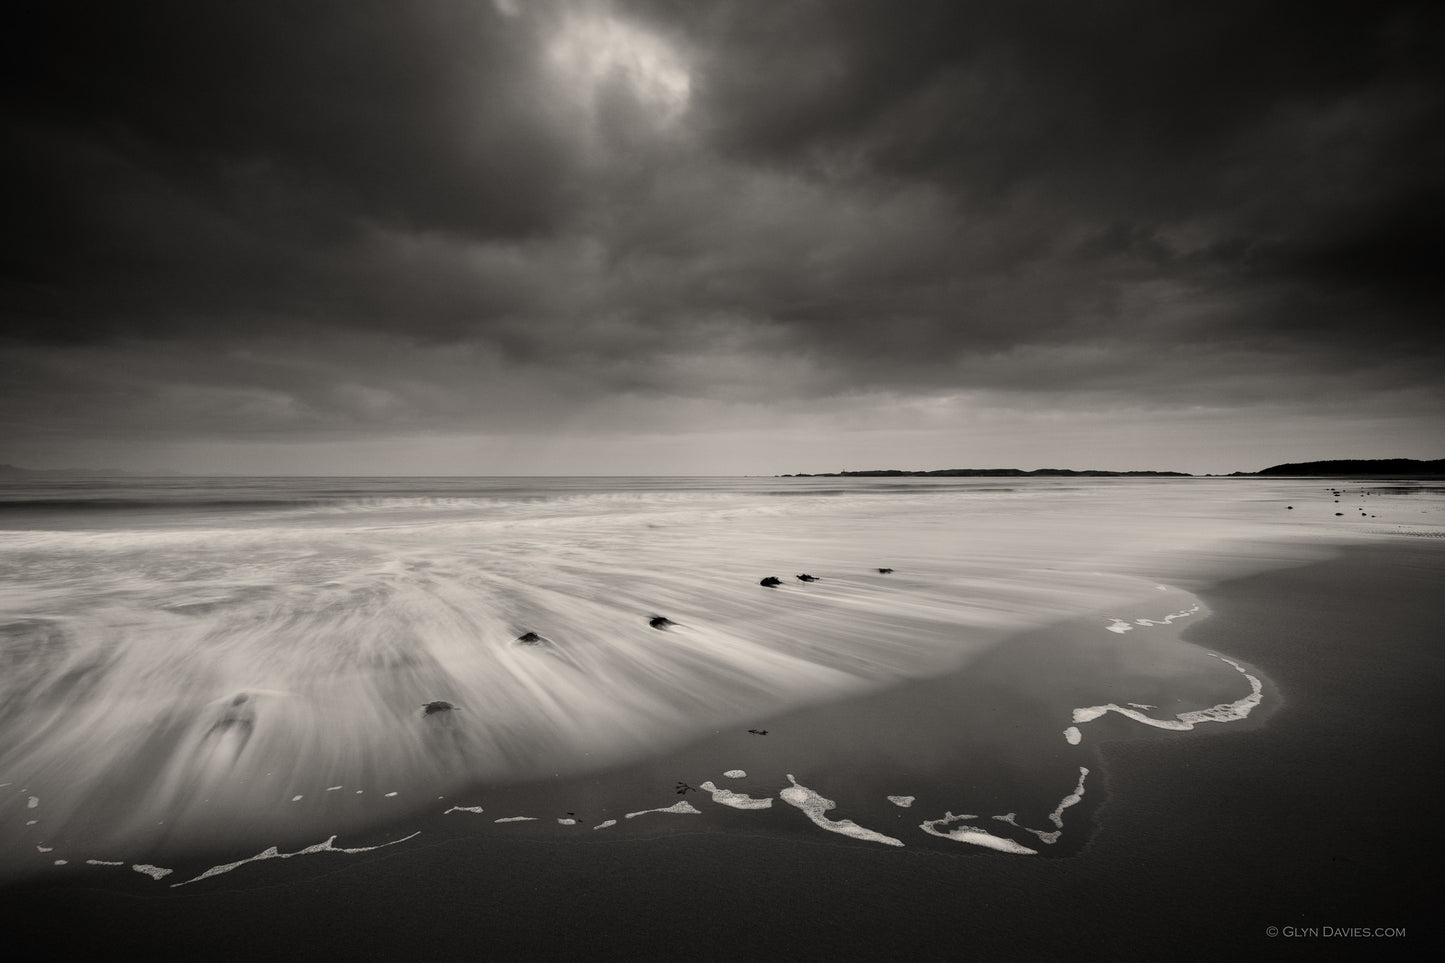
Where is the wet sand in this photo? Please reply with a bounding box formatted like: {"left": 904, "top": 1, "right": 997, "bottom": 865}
{"left": 2, "top": 538, "right": 1441, "bottom": 959}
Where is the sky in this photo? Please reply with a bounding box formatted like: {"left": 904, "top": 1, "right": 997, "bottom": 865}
{"left": 2, "top": 0, "right": 1441, "bottom": 476}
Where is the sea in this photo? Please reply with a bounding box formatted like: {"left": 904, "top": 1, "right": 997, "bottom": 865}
{"left": 1, "top": 474, "right": 1439, "bottom": 886}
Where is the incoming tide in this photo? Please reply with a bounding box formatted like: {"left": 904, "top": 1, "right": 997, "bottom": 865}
{"left": 1, "top": 474, "right": 1438, "bottom": 883}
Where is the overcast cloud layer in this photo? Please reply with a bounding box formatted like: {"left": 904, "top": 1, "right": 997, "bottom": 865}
{"left": 2, "top": 0, "right": 1441, "bottom": 474}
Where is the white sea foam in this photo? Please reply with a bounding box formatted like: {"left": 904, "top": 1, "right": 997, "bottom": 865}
{"left": 699, "top": 781, "right": 773, "bottom": 810}
{"left": 1071, "top": 656, "right": 1262, "bottom": 739}
{"left": 723, "top": 770, "right": 747, "bottom": 779}
{"left": 494, "top": 816, "right": 536, "bottom": 823}
{"left": 593, "top": 819, "right": 617, "bottom": 830}
{"left": 945, "top": 770, "right": 1088, "bottom": 849}
{"left": 557, "top": 818, "right": 578, "bottom": 825}
{"left": 886, "top": 795, "right": 915, "bottom": 808}
{"left": 1132, "top": 604, "right": 1200, "bottom": 627}
{"left": 132, "top": 864, "right": 172, "bottom": 880}
{"left": 27, "top": 797, "right": 38, "bottom": 809}
{"left": 624, "top": 801, "right": 701, "bottom": 819}
{"left": 780, "top": 775, "right": 902, "bottom": 847}
{"left": 1105, "top": 619, "right": 1134, "bottom": 634}
{"left": 1043, "top": 766, "right": 1090, "bottom": 840}
{"left": 920, "top": 812, "right": 1036, "bottom": 855}
{"left": 86, "top": 859, "right": 125, "bottom": 866}
{"left": 444, "top": 806, "right": 484, "bottom": 815}
{"left": 171, "top": 832, "right": 420, "bottom": 887}
{"left": 1063, "top": 726, "right": 1081, "bottom": 745}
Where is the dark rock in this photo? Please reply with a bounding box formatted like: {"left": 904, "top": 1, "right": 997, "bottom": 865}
{"left": 515, "top": 632, "right": 545, "bottom": 644}
{"left": 207, "top": 693, "right": 256, "bottom": 746}
{"left": 760, "top": 576, "right": 783, "bottom": 587}
{"left": 795, "top": 574, "right": 820, "bottom": 582}
{"left": 423, "top": 701, "right": 459, "bottom": 715}
{"left": 878, "top": 568, "right": 894, "bottom": 574}
{"left": 649, "top": 616, "right": 676, "bottom": 629}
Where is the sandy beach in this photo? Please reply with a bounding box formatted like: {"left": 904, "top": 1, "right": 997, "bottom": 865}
{"left": 6, "top": 0, "right": 1441, "bottom": 953}
{"left": 3, "top": 534, "right": 1439, "bottom": 960}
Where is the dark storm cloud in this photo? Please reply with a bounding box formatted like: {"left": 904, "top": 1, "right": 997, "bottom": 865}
{"left": 1, "top": 0, "right": 1441, "bottom": 455}
{"left": 2, "top": 0, "right": 576, "bottom": 341}
{"left": 670, "top": 0, "right": 1444, "bottom": 351}
{"left": 5, "top": 0, "right": 570, "bottom": 233}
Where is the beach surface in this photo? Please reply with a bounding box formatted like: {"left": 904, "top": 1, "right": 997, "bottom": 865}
{"left": 3, "top": 534, "right": 1440, "bottom": 959}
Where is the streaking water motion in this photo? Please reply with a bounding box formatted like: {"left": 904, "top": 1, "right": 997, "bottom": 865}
{"left": 0, "top": 475, "right": 1437, "bottom": 879}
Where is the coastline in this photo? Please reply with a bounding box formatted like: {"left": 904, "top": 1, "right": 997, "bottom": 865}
{"left": 2, "top": 537, "right": 1440, "bottom": 958}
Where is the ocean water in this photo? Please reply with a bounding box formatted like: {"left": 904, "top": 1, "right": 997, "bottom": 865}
{"left": 1, "top": 474, "right": 1438, "bottom": 883}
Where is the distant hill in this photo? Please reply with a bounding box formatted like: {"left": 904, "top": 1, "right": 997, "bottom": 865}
{"left": 1251, "top": 458, "right": 1445, "bottom": 476}
{"left": 780, "top": 468, "right": 1192, "bottom": 477}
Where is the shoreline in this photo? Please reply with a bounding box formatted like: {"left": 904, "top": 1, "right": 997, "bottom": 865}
{"left": 1077, "top": 536, "right": 1445, "bottom": 947}
{"left": 2, "top": 537, "right": 1440, "bottom": 958}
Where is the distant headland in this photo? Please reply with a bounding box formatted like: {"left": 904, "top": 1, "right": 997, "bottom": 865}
{"left": 779, "top": 468, "right": 1192, "bottom": 477}
{"left": 1236, "top": 458, "right": 1445, "bottom": 477}
{"left": 781, "top": 458, "right": 1445, "bottom": 478}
